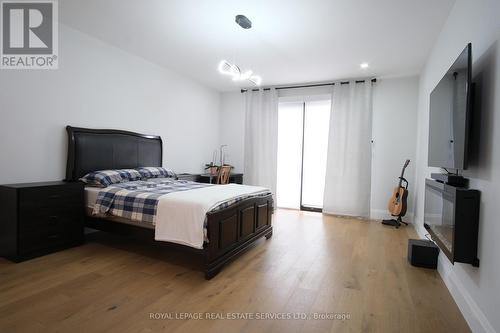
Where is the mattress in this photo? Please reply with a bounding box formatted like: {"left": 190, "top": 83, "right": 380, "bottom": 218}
{"left": 85, "top": 186, "right": 101, "bottom": 210}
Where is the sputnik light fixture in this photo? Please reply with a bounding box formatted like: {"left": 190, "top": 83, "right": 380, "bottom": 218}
{"left": 218, "top": 15, "right": 262, "bottom": 86}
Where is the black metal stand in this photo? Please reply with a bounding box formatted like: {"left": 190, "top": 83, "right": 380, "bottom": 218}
{"left": 382, "top": 216, "right": 408, "bottom": 228}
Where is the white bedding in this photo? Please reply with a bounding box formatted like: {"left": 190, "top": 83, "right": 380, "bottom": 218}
{"left": 85, "top": 186, "right": 101, "bottom": 209}
{"left": 154, "top": 184, "right": 269, "bottom": 249}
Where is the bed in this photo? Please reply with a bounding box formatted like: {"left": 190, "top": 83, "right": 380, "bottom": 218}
{"left": 66, "top": 126, "right": 273, "bottom": 279}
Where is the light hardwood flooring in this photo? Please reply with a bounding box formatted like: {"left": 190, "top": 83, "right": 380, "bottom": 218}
{"left": 0, "top": 209, "right": 470, "bottom": 333}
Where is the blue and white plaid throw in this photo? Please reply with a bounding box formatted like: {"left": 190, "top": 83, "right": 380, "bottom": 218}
{"left": 93, "top": 178, "right": 211, "bottom": 223}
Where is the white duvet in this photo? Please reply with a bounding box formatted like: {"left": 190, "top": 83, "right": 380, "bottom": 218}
{"left": 154, "top": 184, "right": 269, "bottom": 249}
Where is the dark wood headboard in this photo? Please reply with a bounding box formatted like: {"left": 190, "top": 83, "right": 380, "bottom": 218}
{"left": 65, "top": 126, "right": 163, "bottom": 181}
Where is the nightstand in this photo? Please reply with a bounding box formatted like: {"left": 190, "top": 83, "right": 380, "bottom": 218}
{"left": 0, "top": 181, "right": 84, "bottom": 262}
{"left": 198, "top": 173, "right": 244, "bottom": 184}
{"left": 176, "top": 173, "right": 201, "bottom": 182}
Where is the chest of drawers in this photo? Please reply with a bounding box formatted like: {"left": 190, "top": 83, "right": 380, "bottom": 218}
{"left": 0, "top": 181, "right": 84, "bottom": 262}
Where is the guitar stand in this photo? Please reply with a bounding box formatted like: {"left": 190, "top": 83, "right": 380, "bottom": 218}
{"left": 382, "top": 216, "right": 408, "bottom": 228}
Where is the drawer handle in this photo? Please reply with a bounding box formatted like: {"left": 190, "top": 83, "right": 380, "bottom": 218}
{"left": 48, "top": 194, "right": 61, "bottom": 199}
{"left": 48, "top": 234, "right": 60, "bottom": 239}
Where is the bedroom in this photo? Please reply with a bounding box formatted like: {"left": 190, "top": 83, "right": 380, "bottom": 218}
{"left": 0, "top": 0, "right": 499, "bottom": 332}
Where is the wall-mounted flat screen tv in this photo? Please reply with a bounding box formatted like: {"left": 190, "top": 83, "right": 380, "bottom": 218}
{"left": 428, "top": 43, "right": 472, "bottom": 170}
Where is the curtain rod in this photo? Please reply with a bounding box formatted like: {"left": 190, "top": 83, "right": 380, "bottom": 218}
{"left": 240, "top": 78, "right": 377, "bottom": 93}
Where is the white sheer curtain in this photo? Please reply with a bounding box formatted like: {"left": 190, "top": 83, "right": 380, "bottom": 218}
{"left": 323, "top": 81, "right": 373, "bottom": 217}
{"left": 243, "top": 88, "right": 279, "bottom": 195}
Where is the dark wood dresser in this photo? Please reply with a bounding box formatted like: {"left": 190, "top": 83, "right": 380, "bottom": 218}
{"left": 0, "top": 181, "right": 84, "bottom": 262}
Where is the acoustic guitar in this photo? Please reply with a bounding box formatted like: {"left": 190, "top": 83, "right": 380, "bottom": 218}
{"left": 383, "top": 159, "right": 410, "bottom": 227}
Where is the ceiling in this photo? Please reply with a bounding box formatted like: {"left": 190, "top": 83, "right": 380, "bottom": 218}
{"left": 60, "top": 0, "right": 455, "bottom": 91}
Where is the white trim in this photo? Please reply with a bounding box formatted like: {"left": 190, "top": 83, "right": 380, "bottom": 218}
{"left": 413, "top": 224, "right": 495, "bottom": 333}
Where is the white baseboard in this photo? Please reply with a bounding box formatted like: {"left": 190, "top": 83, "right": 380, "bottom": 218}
{"left": 413, "top": 224, "right": 495, "bottom": 333}
{"left": 370, "top": 209, "right": 414, "bottom": 223}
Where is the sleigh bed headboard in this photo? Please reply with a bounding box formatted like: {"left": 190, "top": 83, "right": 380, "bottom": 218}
{"left": 65, "top": 126, "right": 163, "bottom": 181}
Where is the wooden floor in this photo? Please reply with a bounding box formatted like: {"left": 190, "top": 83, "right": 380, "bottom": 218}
{"left": 0, "top": 209, "right": 470, "bottom": 333}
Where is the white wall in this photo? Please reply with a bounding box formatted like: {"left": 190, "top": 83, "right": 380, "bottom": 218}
{"left": 219, "top": 91, "right": 245, "bottom": 173}
{"left": 219, "top": 77, "right": 419, "bottom": 217}
{"left": 370, "top": 76, "right": 419, "bottom": 221}
{"left": 413, "top": 1, "right": 500, "bottom": 332}
{"left": 0, "top": 24, "right": 220, "bottom": 184}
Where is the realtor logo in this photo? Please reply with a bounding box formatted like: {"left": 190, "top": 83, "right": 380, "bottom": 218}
{"left": 1, "top": 0, "right": 58, "bottom": 69}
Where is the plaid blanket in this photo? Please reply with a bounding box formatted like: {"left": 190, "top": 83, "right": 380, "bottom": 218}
{"left": 92, "top": 178, "right": 212, "bottom": 223}
{"left": 92, "top": 178, "right": 271, "bottom": 225}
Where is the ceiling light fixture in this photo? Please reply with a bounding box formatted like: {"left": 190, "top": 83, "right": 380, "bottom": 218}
{"left": 248, "top": 75, "right": 262, "bottom": 86}
{"left": 232, "top": 70, "right": 253, "bottom": 81}
{"left": 360, "top": 63, "right": 369, "bottom": 69}
{"left": 218, "top": 60, "right": 239, "bottom": 76}
{"left": 218, "top": 60, "right": 261, "bottom": 86}
{"left": 217, "top": 15, "right": 262, "bottom": 86}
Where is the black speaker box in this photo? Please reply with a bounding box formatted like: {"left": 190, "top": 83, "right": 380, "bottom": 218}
{"left": 430, "top": 173, "right": 468, "bottom": 187}
{"left": 407, "top": 239, "right": 439, "bottom": 269}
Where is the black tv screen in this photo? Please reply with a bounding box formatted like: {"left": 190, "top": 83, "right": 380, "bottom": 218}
{"left": 428, "top": 43, "right": 472, "bottom": 170}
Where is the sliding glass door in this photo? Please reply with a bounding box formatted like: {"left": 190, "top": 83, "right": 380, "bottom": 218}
{"left": 301, "top": 100, "right": 331, "bottom": 210}
{"left": 276, "top": 102, "right": 303, "bottom": 209}
{"left": 276, "top": 98, "right": 331, "bottom": 211}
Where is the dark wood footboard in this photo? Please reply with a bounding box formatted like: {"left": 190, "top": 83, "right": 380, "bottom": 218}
{"left": 204, "top": 194, "right": 274, "bottom": 279}
{"left": 84, "top": 194, "right": 274, "bottom": 280}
